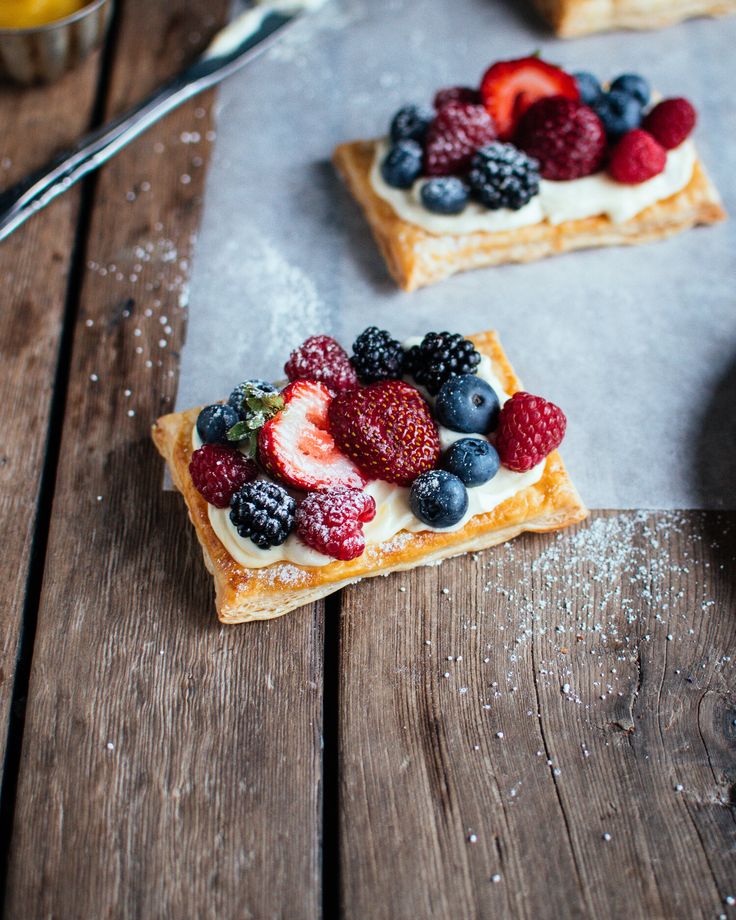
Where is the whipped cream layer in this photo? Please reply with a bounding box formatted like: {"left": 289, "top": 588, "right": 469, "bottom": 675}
{"left": 370, "top": 138, "right": 696, "bottom": 234}
{"left": 195, "top": 353, "right": 544, "bottom": 569}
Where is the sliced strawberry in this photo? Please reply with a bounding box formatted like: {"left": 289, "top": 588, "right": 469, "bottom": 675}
{"left": 480, "top": 57, "right": 579, "bottom": 140}
{"left": 258, "top": 380, "right": 365, "bottom": 491}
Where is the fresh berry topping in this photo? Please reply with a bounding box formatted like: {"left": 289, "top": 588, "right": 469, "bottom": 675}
{"left": 642, "top": 97, "right": 697, "bottom": 150}
{"left": 495, "top": 391, "right": 566, "bottom": 472}
{"left": 405, "top": 332, "right": 481, "bottom": 396}
{"left": 468, "top": 142, "right": 540, "bottom": 211}
{"left": 328, "top": 380, "right": 441, "bottom": 486}
{"left": 480, "top": 57, "right": 579, "bottom": 141}
{"left": 435, "top": 374, "right": 500, "bottom": 434}
{"left": 409, "top": 470, "right": 468, "bottom": 528}
{"left": 573, "top": 71, "right": 602, "bottom": 107}
{"left": 420, "top": 176, "right": 469, "bottom": 214}
{"left": 442, "top": 438, "right": 500, "bottom": 487}
{"left": 296, "top": 488, "right": 376, "bottom": 561}
{"left": 381, "top": 140, "right": 423, "bottom": 189}
{"left": 228, "top": 379, "right": 278, "bottom": 418}
{"left": 350, "top": 326, "right": 405, "bottom": 384}
{"left": 229, "top": 481, "right": 296, "bottom": 549}
{"left": 434, "top": 85, "right": 481, "bottom": 109}
{"left": 223, "top": 382, "right": 284, "bottom": 456}
{"left": 258, "top": 380, "right": 365, "bottom": 491}
{"left": 424, "top": 102, "right": 497, "bottom": 177}
{"left": 390, "top": 104, "right": 435, "bottom": 144}
{"left": 189, "top": 444, "right": 258, "bottom": 508}
{"left": 284, "top": 334, "right": 358, "bottom": 393}
{"left": 609, "top": 73, "right": 650, "bottom": 108}
{"left": 196, "top": 403, "right": 240, "bottom": 445}
{"left": 515, "top": 96, "right": 606, "bottom": 180}
{"left": 593, "top": 90, "right": 642, "bottom": 139}
{"left": 608, "top": 129, "right": 666, "bottom": 184}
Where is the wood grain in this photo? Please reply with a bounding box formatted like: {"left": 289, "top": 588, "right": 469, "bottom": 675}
{"left": 3, "top": 2, "right": 323, "bottom": 918}
{"left": 0, "top": 54, "right": 102, "bottom": 783}
{"left": 338, "top": 511, "right": 736, "bottom": 919}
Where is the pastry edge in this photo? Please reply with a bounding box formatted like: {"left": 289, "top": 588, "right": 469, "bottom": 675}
{"left": 530, "top": 0, "right": 736, "bottom": 36}
{"left": 333, "top": 139, "right": 726, "bottom": 292}
{"left": 152, "top": 332, "right": 588, "bottom": 624}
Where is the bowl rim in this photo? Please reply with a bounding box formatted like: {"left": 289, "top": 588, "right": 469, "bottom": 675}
{"left": 0, "top": 0, "right": 111, "bottom": 35}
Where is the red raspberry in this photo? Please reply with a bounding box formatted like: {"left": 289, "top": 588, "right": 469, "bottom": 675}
{"left": 434, "top": 86, "right": 481, "bottom": 109}
{"left": 284, "top": 335, "right": 358, "bottom": 393}
{"left": 296, "top": 488, "right": 376, "bottom": 561}
{"left": 424, "top": 102, "right": 497, "bottom": 177}
{"left": 328, "top": 380, "right": 441, "bottom": 486}
{"left": 495, "top": 392, "right": 566, "bottom": 473}
{"left": 189, "top": 443, "right": 257, "bottom": 508}
{"left": 608, "top": 129, "right": 666, "bottom": 184}
{"left": 515, "top": 96, "right": 606, "bottom": 180}
{"left": 642, "top": 97, "right": 696, "bottom": 150}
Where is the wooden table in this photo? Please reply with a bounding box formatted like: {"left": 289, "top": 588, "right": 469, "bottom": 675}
{"left": 0, "top": 3, "right": 734, "bottom": 917}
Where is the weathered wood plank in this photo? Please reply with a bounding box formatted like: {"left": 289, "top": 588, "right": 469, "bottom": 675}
{"left": 3, "top": 2, "right": 323, "bottom": 918}
{"left": 0, "top": 55, "right": 102, "bottom": 784}
{"left": 339, "top": 510, "right": 736, "bottom": 920}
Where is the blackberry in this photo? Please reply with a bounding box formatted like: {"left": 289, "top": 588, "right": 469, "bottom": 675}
{"left": 405, "top": 332, "right": 481, "bottom": 396}
{"left": 468, "top": 143, "right": 540, "bottom": 211}
{"left": 350, "top": 327, "right": 405, "bottom": 384}
{"left": 229, "top": 481, "right": 296, "bottom": 549}
{"left": 389, "top": 104, "right": 435, "bottom": 144}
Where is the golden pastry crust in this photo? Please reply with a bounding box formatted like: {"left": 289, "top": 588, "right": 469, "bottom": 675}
{"left": 531, "top": 0, "right": 736, "bottom": 36}
{"left": 153, "top": 332, "right": 588, "bottom": 624}
{"left": 333, "top": 140, "right": 726, "bottom": 292}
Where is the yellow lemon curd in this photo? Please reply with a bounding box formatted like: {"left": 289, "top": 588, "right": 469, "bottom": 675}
{"left": 0, "top": 0, "right": 88, "bottom": 28}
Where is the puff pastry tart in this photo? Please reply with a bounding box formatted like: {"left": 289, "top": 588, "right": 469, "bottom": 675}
{"left": 531, "top": 0, "right": 736, "bottom": 36}
{"left": 153, "top": 329, "right": 587, "bottom": 623}
{"left": 334, "top": 56, "right": 725, "bottom": 291}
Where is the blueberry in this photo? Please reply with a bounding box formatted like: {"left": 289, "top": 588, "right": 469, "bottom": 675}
{"left": 410, "top": 470, "right": 468, "bottom": 528}
{"left": 573, "top": 71, "right": 602, "bottom": 106}
{"left": 390, "top": 104, "right": 435, "bottom": 144}
{"left": 435, "top": 374, "right": 500, "bottom": 434}
{"left": 420, "top": 177, "right": 469, "bottom": 215}
{"left": 228, "top": 379, "right": 277, "bottom": 417}
{"left": 443, "top": 438, "right": 500, "bottom": 487}
{"left": 609, "top": 73, "right": 650, "bottom": 107}
{"left": 381, "top": 140, "right": 423, "bottom": 189}
{"left": 594, "top": 90, "right": 643, "bottom": 138}
{"left": 196, "top": 403, "right": 240, "bottom": 444}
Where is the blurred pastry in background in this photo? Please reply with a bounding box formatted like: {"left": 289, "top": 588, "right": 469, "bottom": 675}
{"left": 531, "top": 0, "right": 736, "bottom": 36}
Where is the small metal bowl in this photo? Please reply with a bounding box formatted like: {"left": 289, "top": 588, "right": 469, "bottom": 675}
{"left": 0, "top": 0, "right": 113, "bottom": 85}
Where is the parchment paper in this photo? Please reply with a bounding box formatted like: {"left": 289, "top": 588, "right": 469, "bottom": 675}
{"left": 176, "top": 0, "right": 736, "bottom": 508}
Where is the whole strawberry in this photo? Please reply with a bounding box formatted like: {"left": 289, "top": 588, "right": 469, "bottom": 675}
{"left": 189, "top": 443, "right": 257, "bottom": 508}
{"left": 642, "top": 97, "right": 696, "bottom": 150}
{"left": 495, "top": 392, "right": 566, "bottom": 473}
{"left": 424, "top": 102, "right": 497, "bottom": 177}
{"left": 328, "top": 380, "right": 441, "bottom": 486}
{"left": 608, "top": 129, "right": 666, "bottom": 184}
{"left": 284, "top": 335, "right": 358, "bottom": 393}
{"left": 296, "top": 488, "right": 376, "bottom": 561}
{"left": 515, "top": 97, "right": 606, "bottom": 180}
